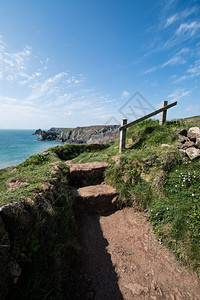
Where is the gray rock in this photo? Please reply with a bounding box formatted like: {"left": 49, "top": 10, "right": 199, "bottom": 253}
{"left": 182, "top": 140, "right": 195, "bottom": 149}
{"left": 178, "top": 149, "right": 186, "bottom": 154}
{"left": 187, "top": 127, "right": 200, "bottom": 142}
{"left": 186, "top": 147, "right": 200, "bottom": 160}
{"left": 176, "top": 142, "right": 185, "bottom": 149}
{"left": 178, "top": 135, "right": 188, "bottom": 143}
{"left": 8, "top": 260, "right": 21, "bottom": 284}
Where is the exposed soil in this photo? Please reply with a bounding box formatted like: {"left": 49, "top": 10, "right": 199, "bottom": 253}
{"left": 74, "top": 207, "right": 200, "bottom": 300}
{"left": 7, "top": 179, "right": 28, "bottom": 191}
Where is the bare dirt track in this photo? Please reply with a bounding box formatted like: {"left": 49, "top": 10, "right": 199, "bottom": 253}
{"left": 76, "top": 207, "right": 200, "bottom": 300}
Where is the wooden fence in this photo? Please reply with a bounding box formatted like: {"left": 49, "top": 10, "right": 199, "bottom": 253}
{"left": 119, "top": 100, "right": 177, "bottom": 152}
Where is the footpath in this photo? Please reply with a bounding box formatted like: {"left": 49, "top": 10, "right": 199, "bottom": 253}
{"left": 67, "top": 161, "right": 200, "bottom": 300}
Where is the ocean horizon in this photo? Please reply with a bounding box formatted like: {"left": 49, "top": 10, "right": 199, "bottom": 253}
{"left": 0, "top": 129, "right": 62, "bottom": 169}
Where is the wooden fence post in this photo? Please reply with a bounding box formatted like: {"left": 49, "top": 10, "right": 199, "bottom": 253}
{"left": 159, "top": 101, "right": 168, "bottom": 125}
{"left": 119, "top": 119, "right": 127, "bottom": 153}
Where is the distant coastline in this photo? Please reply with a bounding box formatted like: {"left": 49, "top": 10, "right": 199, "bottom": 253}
{"left": 33, "top": 125, "right": 120, "bottom": 144}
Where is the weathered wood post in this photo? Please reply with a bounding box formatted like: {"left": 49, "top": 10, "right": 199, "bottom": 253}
{"left": 159, "top": 101, "right": 168, "bottom": 125}
{"left": 119, "top": 119, "right": 127, "bottom": 153}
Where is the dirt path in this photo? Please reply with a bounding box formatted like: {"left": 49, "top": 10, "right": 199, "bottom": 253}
{"left": 76, "top": 207, "right": 200, "bottom": 300}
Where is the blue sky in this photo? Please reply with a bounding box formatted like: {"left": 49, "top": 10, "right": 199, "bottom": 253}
{"left": 0, "top": 0, "right": 200, "bottom": 129}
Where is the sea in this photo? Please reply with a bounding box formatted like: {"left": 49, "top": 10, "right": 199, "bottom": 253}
{"left": 0, "top": 129, "right": 63, "bottom": 170}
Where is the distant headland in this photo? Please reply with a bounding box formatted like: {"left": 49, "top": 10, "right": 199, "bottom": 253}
{"left": 33, "top": 125, "right": 120, "bottom": 144}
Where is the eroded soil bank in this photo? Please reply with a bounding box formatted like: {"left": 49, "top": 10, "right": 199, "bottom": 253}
{"left": 72, "top": 207, "right": 200, "bottom": 300}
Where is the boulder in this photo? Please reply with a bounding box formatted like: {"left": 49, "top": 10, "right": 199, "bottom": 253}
{"left": 178, "top": 135, "right": 188, "bottom": 143}
{"left": 182, "top": 140, "right": 195, "bottom": 149}
{"left": 186, "top": 147, "right": 200, "bottom": 160}
{"left": 187, "top": 127, "right": 200, "bottom": 142}
{"left": 0, "top": 202, "right": 32, "bottom": 230}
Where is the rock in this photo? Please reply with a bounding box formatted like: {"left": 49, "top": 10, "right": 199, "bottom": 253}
{"left": 178, "top": 135, "right": 188, "bottom": 143}
{"left": 0, "top": 202, "right": 32, "bottom": 230}
{"left": 183, "top": 140, "right": 195, "bottom": 149}
{"left": 186, "top": 147, "right": 200, "bottom": 160}
{"left": 161, "top": 144, "right": 170, "bottom": 147}
{"left": 177, "top": 129, "right": 187, "bottom": 136}
{"left": 37, "top": 125, "right": 120, "bottom": 144}
{"left": 69, "top": 162, "right": 108, "bottom": 187}
{"left": 179, "top": 149, "right": 186, "bottom": 154}
{"left": 32, "top": 128, "right": 42, "bottom": 135}
{"left": 73, "top": 183, "right": 118, "bottom": 213}
{"left": 124, "top": 283, "right": 148, "bottom": 295}
{"left": 0, "top": 216, "right": 10, "bottom": 254}
{"left": 176, "top": 142, "right": 185, "bottom": 149}
{"left": 37, "top": 131, "right": 58, "bottom": 141}
{"left": 8, "top": 260, "right": 21, "bottom": 284}
{"left": 196, "top": 136, "right": 200, "bottom": 149}
{"left": 187, "top": 127, "right": 200, "bottom": 142}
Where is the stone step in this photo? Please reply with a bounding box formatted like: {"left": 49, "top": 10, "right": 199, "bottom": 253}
{"left": 67, "top": 161, "right": 108, "bottom": 187}
{"left": 73, "top": 183, "right": 118, "bottom": 213}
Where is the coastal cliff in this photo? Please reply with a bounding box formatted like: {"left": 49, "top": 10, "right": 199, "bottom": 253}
{"left": 34, "top": 125, "right": 120, "bottom": 144}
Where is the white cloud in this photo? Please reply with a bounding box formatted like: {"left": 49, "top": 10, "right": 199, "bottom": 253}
{"left": 162, "top": 56, "right": 186, "bottom": 68}
{"left": 121, "top": 91, "right": 130, "bottom": 97}
{"left": 165, "top": 7, "right": 197, "bottom": 28}
{"left": 143, "top": 66, "right": 157, "bottom": 74}
{"left": 176, "top": 21, "right": 200, "bottom": 36}
{"left": 174, "top": 59, "right": 200, "bottom": 82}
{"left": 165, "top": 14, "right": 178, "bottom": 27}
{"left": 167, "top": 88, "right": 191, "bottom": 102}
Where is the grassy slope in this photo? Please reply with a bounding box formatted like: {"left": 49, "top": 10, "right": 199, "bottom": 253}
{"left": 73, "top": 117, "right": 200, "bottom": 275}
{"left": 1, "top": 116, "right": 200, "bottom": 297}
{"left": 0, "top": 143, "right": 108, "bottom": 299}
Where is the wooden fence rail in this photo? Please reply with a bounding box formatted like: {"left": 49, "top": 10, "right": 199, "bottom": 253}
{"left": 119, "top": 100, "right": 177, "bottom": 152}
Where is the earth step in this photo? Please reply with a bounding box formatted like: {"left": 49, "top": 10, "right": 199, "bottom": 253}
{"left": 68, "top": 161, "right": 108, "bottom": 187}
{"left": 73, "top": 183, "right": 118, "bottom": 213}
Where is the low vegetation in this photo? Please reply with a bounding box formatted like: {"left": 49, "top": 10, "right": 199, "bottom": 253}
{"left": 0, "top": 144, "right": 108, "bottom": 299}
{"left": 73, "top": 117, "right": 200, "bottom": 275}
{"left": 0, "top": 116, "right": 200, "bottom": 298}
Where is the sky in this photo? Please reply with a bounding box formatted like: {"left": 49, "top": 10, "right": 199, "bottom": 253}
{"left": 0, "top": 0, "right": 200, "bottom": 129}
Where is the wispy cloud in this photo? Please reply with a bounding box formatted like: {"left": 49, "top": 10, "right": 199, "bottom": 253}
{"left": 167, "top": 88, "right": 191, "bottom": 102}
{"left": 143, "top": 66, "right": 158, "bottom": 74}
{"left": 176, "top": 21, "right": 200, "bottom": 37}
{"left": 164, "top": 6, "right": 198, "bottom": 28}
{"left": 162, "top": 55, "right": 186, "bottom": 68}
{"left": 165, "top": 14, "right": 178, "bottom": 28}
{"left": 174, "top": 59, "right": 200, "bottom": 82}
{"left": 121, "top": 91, "right": 130, "bottom": 97}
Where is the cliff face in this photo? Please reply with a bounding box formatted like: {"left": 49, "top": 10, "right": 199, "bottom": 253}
{"left": 35, "top": 125, "right": 120, "bottom": 144}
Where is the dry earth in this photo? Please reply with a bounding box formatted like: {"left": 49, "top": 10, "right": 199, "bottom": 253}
{"left": 75, "top": 207, "right": 200, "bottom": 300}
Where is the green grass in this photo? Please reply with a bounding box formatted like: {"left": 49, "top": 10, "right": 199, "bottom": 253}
{"left": 72, "top": 118, "right": 200, "bottom": 273}
{"left": 0, "top": 143, "right": 109, "bottom": 299}
{"left": 1, "top": 116, "right": 200, "bottom": 297}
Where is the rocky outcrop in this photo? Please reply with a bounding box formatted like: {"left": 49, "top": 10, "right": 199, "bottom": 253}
{"left": 176, "top": 127, "right": 200, "bottom": 159}
{"left": 34, "top": 125, "right": 120, "bottom": 144}
{"left": 37, "top": 130, "right": 58, "bottom": 141}
{"left": 32, "top": 128, "right": 42, "bottom": 135}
